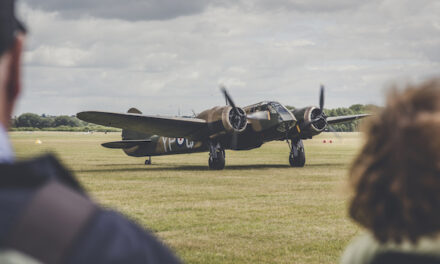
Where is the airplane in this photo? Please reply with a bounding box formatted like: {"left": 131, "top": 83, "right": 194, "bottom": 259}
{"left": 77, "top": 86, "right": 369, "bottom": 170}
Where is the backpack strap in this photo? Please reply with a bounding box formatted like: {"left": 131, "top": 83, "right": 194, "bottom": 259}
{"left": 5, "top": 181, "right": 97, "bottom": 264}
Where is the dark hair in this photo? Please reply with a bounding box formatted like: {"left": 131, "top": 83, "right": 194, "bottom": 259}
{"left": 349, "top": 78, "right": 440, "bottom": 243}
{"left": 0, "top": 0, "right": 26, "bottom": 56}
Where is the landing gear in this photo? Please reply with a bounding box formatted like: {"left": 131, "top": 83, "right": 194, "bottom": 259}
{"left": 145, "top": 156, "right": 152, "bottom": 165}
{"left": 208, "top": 142, "right": 225, "bottom": 170}
{"left": 288, "top": 139, "right": 306, "bottom": 167}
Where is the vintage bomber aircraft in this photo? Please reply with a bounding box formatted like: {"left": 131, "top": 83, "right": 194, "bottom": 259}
{"left": 77, "top": 86, "right": 369, "bottom": 170}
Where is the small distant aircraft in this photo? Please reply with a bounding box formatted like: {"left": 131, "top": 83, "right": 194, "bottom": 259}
{"left": 77, "top": 86, "right": 369, "bottom": 170}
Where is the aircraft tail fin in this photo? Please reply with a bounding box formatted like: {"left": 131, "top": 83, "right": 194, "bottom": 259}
{"left": 122, "top": 107, "right": 153, "bottom": 140}
{"left": 127, "top": 107, "right": 142, "bottom": 114}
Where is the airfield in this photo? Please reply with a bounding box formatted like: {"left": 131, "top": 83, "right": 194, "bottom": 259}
{"left": 11, "top": 131, "right": 363, "bottom": 264}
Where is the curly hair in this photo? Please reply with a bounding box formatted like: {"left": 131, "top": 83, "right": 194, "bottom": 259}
{"left": 349, "top": 78, "right": 440, "bottom": 244}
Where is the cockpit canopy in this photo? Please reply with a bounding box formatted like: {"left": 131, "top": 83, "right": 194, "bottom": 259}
{"left": 245, "top": 101, "right": 296, "bottom": 122}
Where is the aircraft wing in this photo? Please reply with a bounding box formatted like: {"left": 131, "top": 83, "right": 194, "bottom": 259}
{"left": 77, "top": 111, "right": 208, "bottom": 140}
{"left": 327, "top": 114, "right": 370, "bottom": 125}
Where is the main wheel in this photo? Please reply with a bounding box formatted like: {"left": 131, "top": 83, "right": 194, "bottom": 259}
{"left": 209, "top": 150, "right": 225, "bottom": 170}
{"left": 289, "top": 149, "right": 305, "bottom": 167}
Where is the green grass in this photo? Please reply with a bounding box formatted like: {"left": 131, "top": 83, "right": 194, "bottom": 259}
{"left": 10, "top": 131, "right": 364, "bottom": 264}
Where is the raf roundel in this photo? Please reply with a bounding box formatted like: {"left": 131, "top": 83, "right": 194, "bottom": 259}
{"left": 177, "top": 138, "right": 186, "bottom": 147}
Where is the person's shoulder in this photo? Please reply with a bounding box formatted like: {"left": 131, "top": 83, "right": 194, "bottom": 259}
{"left": 69, "top": 209, "right": 181, "bottom": 264}
{"left": 340, "top": 232, "right": 380, "bottom": 264}
{"left": 1, "top": 155, "right": 181, "bottom": 263}
{"left": 0, "top": 154, "right": 82, "bottom": 191}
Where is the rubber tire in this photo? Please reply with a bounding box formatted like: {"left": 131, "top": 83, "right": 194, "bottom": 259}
{"left": 289, "top": 150, "right": 305, "bottom": 167}
{"left": 209, "top": 152, "right": 225, "bottom": 170}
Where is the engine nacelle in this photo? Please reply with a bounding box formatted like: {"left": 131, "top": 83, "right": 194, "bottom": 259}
{"left": 293, "top": 106, "right": 327, "bottom": 138}
{"left": 197, "top": 106, "right": 247, "bottom": 135}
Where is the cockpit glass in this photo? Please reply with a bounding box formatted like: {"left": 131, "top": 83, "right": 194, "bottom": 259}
{"left": 258, "top": 105, "right": 268, "bottom": 111}
{"left": 267, "top": 105, "right": 277, "bottom": 114}
{"left": 270, "top": 102, "right": 293, "bottom": 121}
{"left": 270, "top": 102, "right": 287, "bottom": 114}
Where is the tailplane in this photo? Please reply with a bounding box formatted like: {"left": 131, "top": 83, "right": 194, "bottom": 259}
{"left": 102, "top": 139, "right": 151, "bottom": 149}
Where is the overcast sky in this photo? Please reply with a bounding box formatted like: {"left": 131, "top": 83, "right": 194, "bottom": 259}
{"left": 15, "top": 0, "right": 440, "bottom": 116}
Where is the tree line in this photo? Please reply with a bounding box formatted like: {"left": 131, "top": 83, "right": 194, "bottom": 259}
{"left": 10, "top": 113, "right": 120, "bottom": 132}
{"left": 11, "top": 104, "right": 377, "bottom": 132}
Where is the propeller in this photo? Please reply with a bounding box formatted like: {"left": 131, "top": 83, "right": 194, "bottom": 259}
{"left": 300, "top": 85, "right": 328, "bottom": 129}
{"left": 221, "top": 85, "right": 240, "bottom": 114}
{"left": 220, "top": 85, "right": 243, "bottom": 149}
{"left": 309, "top": 85, "right": 340, "bottom": 138}
{"left": 221, "top": 85, "right": 248, "bottom": 122}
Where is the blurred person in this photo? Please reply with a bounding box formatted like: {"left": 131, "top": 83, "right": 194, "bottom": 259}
{"left": 0, "top": 1, "right": 181, "bottom": 263}
{"left": 341, "top": 79, "right": 440, "bottom": 264}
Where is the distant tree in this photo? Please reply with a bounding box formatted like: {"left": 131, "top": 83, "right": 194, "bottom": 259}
{"left": 16, "top": 113, "right": 44, "bottom": 128}
{"left": 54, "top": 115, "right": 80, "bottom": 127}
{"left": 349, "top": 104, "right": 365, "bottom": 113}
{"left": 40, "top": 117, "right": 54, "bottom": 128}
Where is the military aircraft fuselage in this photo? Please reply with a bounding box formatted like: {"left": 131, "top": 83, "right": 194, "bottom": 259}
{"left": 77, "top": 86, "right": 369, "bottom": 169}
{"left": 122, "top": 101, "right": 297, "bottom": 157}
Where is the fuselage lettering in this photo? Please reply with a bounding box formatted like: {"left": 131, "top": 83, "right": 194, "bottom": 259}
{"left": 168, "top": 138, "right": 176, "bottom": 152}
{"left": 162, "top": 137, "right": 168, "bottom": 152}
{"left": 186, "top": 140, "right": 194, "bottom": 148}
{"left": 161, "top": 137, "right": 195, "bottom": 153}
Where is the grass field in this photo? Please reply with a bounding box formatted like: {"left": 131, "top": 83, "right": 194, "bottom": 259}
{"left": 10, "top": 132, "right": 364, "bottom": 264}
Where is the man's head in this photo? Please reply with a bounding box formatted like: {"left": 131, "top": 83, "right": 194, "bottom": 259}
{"left": 349, "top": 79, "right": 440, "bottom": 243}
{"left": 0, "top": 0, "right": 25, "bottom": 128}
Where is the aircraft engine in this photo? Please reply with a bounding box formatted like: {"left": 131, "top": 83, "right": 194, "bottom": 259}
{"left": 293, "top": 106, "right": 327, "bottom": 138}
{"left": 198, "top": 106, "right": 247, "bottom": 135}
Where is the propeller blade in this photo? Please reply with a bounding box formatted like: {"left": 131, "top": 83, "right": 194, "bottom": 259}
{"left": 319, "top": 85, "right": 325, "bottom": 112}
{"left": 220, "top": 85, "right": 244, "bottom": 118}
{"left": 220, "top": 85, "right": 237, "bottom": 109}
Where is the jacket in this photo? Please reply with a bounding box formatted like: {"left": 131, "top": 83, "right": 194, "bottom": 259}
{"left": 0, "top": 155, "right": 181, "bottom": 264}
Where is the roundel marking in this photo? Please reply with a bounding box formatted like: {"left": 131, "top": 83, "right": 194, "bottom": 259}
{"left": 177, "top": 138, "right": 185, "bottom": 147}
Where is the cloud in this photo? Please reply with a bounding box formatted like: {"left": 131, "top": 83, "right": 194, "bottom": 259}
{"left": 26, "top": 45, "right": 91, "bottom": 67}
{"left": 14, "top": 0, "right": 440, "bottom": 116}
{"left": 20, "top": 0, "right": 371, "bottom": 21}
{"left": 20, "top": 0, "right": 211, "bottom": 21}
{"left": 240, "top": 0, "right": 364, "bottom": 13}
